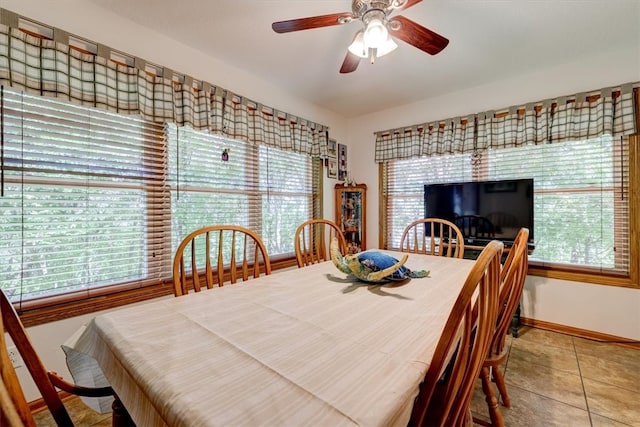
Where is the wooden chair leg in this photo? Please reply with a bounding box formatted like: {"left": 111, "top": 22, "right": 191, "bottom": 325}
{"left": 492, "top": 366, "right": 511, "bottom": 408}
{"left": 480, "top": 366, "right": 505, "bottom": 427}
{"left": 112, "top": 395, "right": 135, "bottom": 427}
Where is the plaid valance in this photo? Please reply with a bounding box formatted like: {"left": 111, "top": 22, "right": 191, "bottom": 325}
{"left": 375, "top": 83, "right": 638, "bottom": 163}
{"left": 0, "top": 17, "right": 329, "bottom": 158}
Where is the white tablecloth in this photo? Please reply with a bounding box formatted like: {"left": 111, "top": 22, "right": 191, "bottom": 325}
{"left": 71, "top": 251, "right": 475, "bottom": 426}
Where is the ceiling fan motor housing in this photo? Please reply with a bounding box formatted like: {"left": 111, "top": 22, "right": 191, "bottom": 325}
{"left": 352, "top": 0, "right": 398, "bottom": 19}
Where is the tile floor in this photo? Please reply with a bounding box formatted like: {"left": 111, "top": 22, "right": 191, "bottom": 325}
{"left": 470, "top": 326, "right": 640, "bottom": 427}
{"left": 33, "top": 326, "right": 640, "bottom": 426}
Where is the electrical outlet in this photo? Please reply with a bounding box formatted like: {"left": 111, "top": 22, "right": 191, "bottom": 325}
{"left": 7, "top": 346, "right": 23, "bottom": 368}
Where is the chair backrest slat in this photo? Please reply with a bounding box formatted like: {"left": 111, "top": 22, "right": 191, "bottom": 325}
{"left": 191, "top": 241, "right": 200, "bottom": 292}
{"left": 215, "top": 231, "right": 225, "bottom": 286}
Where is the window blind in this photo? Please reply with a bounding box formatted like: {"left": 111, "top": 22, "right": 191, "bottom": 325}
{"left": 383, "top": 154, "right": 473, "bottom": 250}
{"left": 383, "top": 135, "right": 631, "bottom": 275}
{"left": 0, "top": 87, "right": 171, "bottom": 307}
{"left": 167, "top": 124, "right": 319, "bottom": 259}
{"left": 487, "top": 136, "right": 629, "bottom": 273}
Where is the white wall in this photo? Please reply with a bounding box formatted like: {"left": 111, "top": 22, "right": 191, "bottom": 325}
{"left": 347, "top": 46, "right": 640, "bottom": 342}
{"left": 4, "top": 0, "right": 639, "bottom": 404}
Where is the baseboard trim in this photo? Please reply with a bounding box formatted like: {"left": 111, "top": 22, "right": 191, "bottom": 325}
{"left": 520, "top": 317, "right": 640, "bottom": 349}
{"left": 29, "top": 390, "right": 73, "bottom": 414}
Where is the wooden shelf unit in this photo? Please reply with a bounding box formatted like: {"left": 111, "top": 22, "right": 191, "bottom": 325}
{"left": 335, "top": 183, "right": 366, "bottom": 254}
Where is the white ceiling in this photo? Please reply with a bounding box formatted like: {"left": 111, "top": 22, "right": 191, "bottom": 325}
{"left": 84, "top": 0, "right": 639, "bottom": 118}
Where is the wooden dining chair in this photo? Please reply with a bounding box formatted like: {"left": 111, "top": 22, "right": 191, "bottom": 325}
{"left": 409, "top": 240, "right": 503, "bottom": 427}
{"left": 294, "top": 219, "right": 347, "bottom": 267}
{"left": 0, "top": 296, "right": 36, "bottom": 427}
{"left": 476, "top": 228, "right": 529, "bottom": 427}
{"left": 172, "top": 225, "right": 272, "bottom": 297}
{"left": 400, "top": 218, "right": 465, "bottom": 258}
{"left": 454, "top": 215, "right": 496, "bottom": 240}
{"left": 0, "top": 289, "right": 134, "bottom": 427}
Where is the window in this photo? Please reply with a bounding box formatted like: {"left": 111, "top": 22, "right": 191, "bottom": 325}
{"left": 0, "top": 88, "right": 320, "bottom": 309}
{"left": 382, "top": 154, "right": 472, "bottom": 249}
{"left": 0, "top": 89, "right": 169, "bottom": 306}
{"left": 487, "top": 136, "right": 628, "bottom": 273}
{"left": 383, "top": 134, "right": 632, "bottom": 277}
{"left": 167, "top": 124, "right": 319, "bottom": 258}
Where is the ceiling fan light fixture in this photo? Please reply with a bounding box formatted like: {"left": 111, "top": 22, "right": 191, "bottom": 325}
{"left": 347, "top": 30, "right": 369, "bottom": 58}
{"left": 375, "top": 35, "right": 398, "bottom": 57}
{"left": 362, "top": 11, "right": 389, "bottom": 49}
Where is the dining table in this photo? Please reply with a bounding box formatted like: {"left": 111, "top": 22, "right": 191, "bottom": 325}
{"left": 69, "top": 250, "right": 476, "bottom": 426}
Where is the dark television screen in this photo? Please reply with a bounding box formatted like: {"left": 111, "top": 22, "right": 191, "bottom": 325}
{"left": 424, "top": 179, "right": 534, "bottom": 246}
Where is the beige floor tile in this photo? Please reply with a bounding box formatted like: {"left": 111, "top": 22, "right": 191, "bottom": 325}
{"left": 574, "top": 337, "right": 640, "bottom": 395}
{"left": 590, "top": 412, "right": 637, "bottom": 427}
{"left": 505, "top": 354, "right": 586, "bottom": 409}
{"left": 578, "top": 352, "right": 640, "bottom": 392}
{"left": 573, "top": 337, "right": 640, "bottom": 365}
{"left": 33, "top": 397, "right": 111, "bottom": 427}
{"left": 492, "top": 384, "right": 590, "bottom": 427}
{"left": 90, "top": 417, "right": 114, "bottom": 427}
{"left": 509, "top": 337, "right": 580, "bottom": 375}
{"left": 511, "top": 327, "right": 575, "bottom": 351}
{"left": 583, "top": 377, "right": 640, "bottom": 426}
{"left": 32, "top": 409, "right": 55, "bottom": 426}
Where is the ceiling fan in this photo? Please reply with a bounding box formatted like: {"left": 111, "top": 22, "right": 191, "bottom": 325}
{"left": 272, "top": 0, "right": 449, "bottom": 74}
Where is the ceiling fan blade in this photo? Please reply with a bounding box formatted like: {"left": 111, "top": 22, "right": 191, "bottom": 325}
{"left": 272, "top": 12, "right": 354, "bottom": 33}
{"left": 394, "top": 0, "right": 423, "bottom": 12}
{"left": 339, "top": 51, "right": 360, "bottom": 74}
{"left": 388, "top": 16, "right": 449, "bottom": 55}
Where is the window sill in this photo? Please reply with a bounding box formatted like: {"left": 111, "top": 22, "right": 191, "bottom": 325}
{"left": 528, "top": 263, "right": 636, "bottom": 289}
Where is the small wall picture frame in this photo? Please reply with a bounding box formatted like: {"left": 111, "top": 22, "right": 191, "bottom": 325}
{"left": 338, "top": 143, "right": 347, "bottom": 181}
{"left": 327, "top": 138, "right": 337, "bottom": 159}
{"left": 327, "top": 159, "right": 338, "bottom": 179}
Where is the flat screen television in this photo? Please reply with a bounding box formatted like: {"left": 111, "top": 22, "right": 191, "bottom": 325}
{"left": 424, "top": 178, "right": 534, "bottom": 247}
